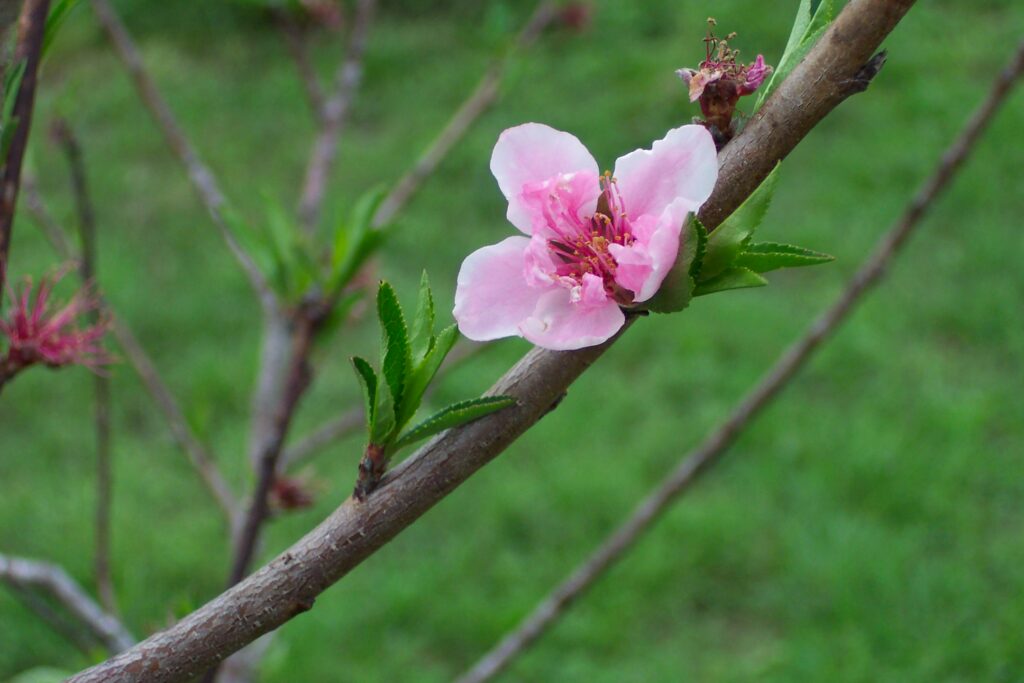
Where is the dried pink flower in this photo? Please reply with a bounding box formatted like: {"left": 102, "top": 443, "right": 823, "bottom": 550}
{"left": 0, "top": 270, "right": 109, "bottom": 377}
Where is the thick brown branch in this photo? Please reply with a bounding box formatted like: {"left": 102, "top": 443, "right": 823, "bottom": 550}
{"left": 454, "top": 39, "right": 1024, "bottom": 683}
{"left": 0, "top": 0, "right": 50, "bottom": 300}
{"left": 296, "top": 0, "right": 375, "bottom": 234}
{"left": 21, "top": 183, "right": 241, "bottom": 524}
{"left": 89, "top": 0, "right": 274, "bottom": 305}
{"left": 0, "top": 553, "right": 134, "bottom": 654}
{"left": 372, "top": 1, "right": 557, "bottom": 228}
{"left": 68, "top": 2, "right": 916, "bottom": 680}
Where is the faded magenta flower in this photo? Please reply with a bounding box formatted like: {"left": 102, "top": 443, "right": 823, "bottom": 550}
{"left": 676, "top": 21, "right": 772, "bottom": 143}
{"left": 0, "top": 271, "right": 109, "bottom": 378}
{"left": 453, "top": 122, "right": 717, "bottom": 351}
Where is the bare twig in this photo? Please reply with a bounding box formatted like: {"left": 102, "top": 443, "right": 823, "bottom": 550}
{"left": 20, "top": 182, "right": 242, "bottom": 525}
{"left": 50, "top": 118, "right": 119, "bottom": 616}
{"left": 454, "top": 39, "right": 1024, "bottom": 683}
{"left": 296, "top": 0, "right": 375, "bottom": 234}
{"left": 275, "top": 9, "right": 327, "bottom": 120}
{"left": 89, "top": 0, "right": 274, "bottom": 306}
{"left": 372, "top": 1, "right": 557, "bottom": 228}
{"left": 67, "top": 3, "right": 916, "bottom": 680}
{"left": 0, "top": 553, "right": 135, "bottom": 654}
{"left": 6, "top": 580, "right": 101, "bottom": 655}
{"left": 0, "top": 0, "right": 50, "bottom": 301}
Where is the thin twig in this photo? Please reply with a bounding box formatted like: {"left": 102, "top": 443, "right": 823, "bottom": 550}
{"left": 6, "top": 580, "right": 101, "bottom": 655}
{"left": 89, "top": 0, "right": 275, "bottom": 307}
{"left": 275, "top": 8, "right": 327, "bottom": 121}
{"left": 373, "top": 1, "right": 557, "bottom": 228}
{"left": 453, "top": 39, "right": 1024, "bottom": 683}
{"left": 0, "top": 0, "right": 50, "bottom": 301}
{"left": 296, "top": 0, "right": 375, "bottom": 234}
{"left": 67, "top": 3, "right": 917, "bottom": 680}
{"left": 20, "top": 182, "right": 242, "bottom": 525}
{"left": 51, "top": 118, "right": 119, "bottom": 616}
{"left": 0, "top": 553, "right": 135, "bottom": 654}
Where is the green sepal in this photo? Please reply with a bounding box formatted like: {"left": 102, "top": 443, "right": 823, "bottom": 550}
{"left": 376, "top": 281, "right": 412, "bottom": 418}
{"left": 693, "top": 267, "right": 768, "bottom": 297}
{"left": 701, "top": 166, "right": 779, "bottom": 281}
{"left": 409, "top": 271, "right": 436, "bottom": 365}
{"left": 393, "top": 396, "right": 517, "bottom": 450}
{"left": 736, "top": 242, "right": 834, "bottom": 273}
{"left": 645, "top": 217, "right": 705, "bottom": 314}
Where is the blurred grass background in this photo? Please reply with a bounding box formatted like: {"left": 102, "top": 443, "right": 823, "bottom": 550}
{"left": 2, "top": 0, "right": 1023, "bottom": 681}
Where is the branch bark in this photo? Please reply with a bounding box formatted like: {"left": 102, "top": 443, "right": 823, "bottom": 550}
{"left": 68, "top": 2, "right": 916, "bottom": 680}
{"left": 0, "top": 553, "right": 134, "bottom": 654}
{"left": 89, "top": 0, "right": 275, "bottom": 306}
{"left": 454, "top": 38, "right": 1024, "bottom": 683}
{"left": 296, "top": 0, "right": 375, "bottom": 234}
{"left": 0, "top": 0, "right": 50, "bottom": 300}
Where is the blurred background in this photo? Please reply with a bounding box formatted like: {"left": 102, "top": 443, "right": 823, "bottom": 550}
{"left": 1, "top": 0, "right": 1023, "bottom": 681}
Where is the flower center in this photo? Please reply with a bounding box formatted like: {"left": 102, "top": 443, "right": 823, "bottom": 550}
{"left": 545, "top": 173, "right": 635, "bottom": 304}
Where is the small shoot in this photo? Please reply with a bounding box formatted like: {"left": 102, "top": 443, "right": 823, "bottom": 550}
{"left": 351, "top": 275, "right": 515, "bottom": 500}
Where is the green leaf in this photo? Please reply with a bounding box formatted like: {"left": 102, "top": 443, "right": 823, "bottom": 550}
{"left": 398, "top": 323, "right": 459, "bottom": 429}
{"left": 701, "top": 166, "right": 780, "bottom": 280}
{"left": 393, "top": 396, "right": 517, "bottom": 450}
{"left": 351, "top": 356, "right": 378, "bottom": 438}
{"left": 371, "top": 373, "right": 396, "bottom": 445}
{"left": 737, "top": 242, "right": 834, "bottom": 273}
{"left": 351, "top": 185, "right": 387, "bottom": 233}
{"left": 645, "top": 217, "right": 704, "bottom": 314}
{"left": 0, "top": 60, "right": 26, "bottom": 159}
{"left": 377, "top": 281, "right": 412, "bottom": 418}
{"left": 328, "top": 192, "right": 387, "bottom": 294}
{"left": 694, "top": 267, "right": 768, "bottom": 296}
{"left": 409, "top": 271, "right": 435, "bottom": 364}
{"left": 755, "top": 0, "right": 835, "bottom": 110}
{"left": 42, "top": 0, "right": 83, "bottom": 57}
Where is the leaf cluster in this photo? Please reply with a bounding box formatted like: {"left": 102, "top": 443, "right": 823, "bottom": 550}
{"left": 352, "top": 274, "right": 515, "bottom": 456}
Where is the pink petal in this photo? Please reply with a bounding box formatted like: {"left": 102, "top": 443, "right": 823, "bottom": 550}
{"left": 519, "top": 170, "right": 601, "bottom": 240}
{"left": 453, "top": 236, "right": 549, "bottom": 341}
{"left": 609, "top": 198, "right": 690, "bottom": 302}
{"left": 613, "top": 125, "right": 718, "bottom": 220}
{"left": 491, "top": 123, "right": 599, "bottom": 234}
{"left": 518, "top": 288, "right": 624, "bottom": 351}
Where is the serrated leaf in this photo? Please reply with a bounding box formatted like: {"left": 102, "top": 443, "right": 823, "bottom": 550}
{"left": 398, "top": 324, "right": 459, "bottom": 429}
{"left": 689, "top": 218, "right": 709, "bottom": 279}
{"left": 351, "top": 356, "right": 377, "bottom": 438}
{"left": 410, "top": 271, "right": 435, "bottom": 364}
{"left": 645, "top": 217, "right": 703, "bottom": 314}
{"left": 393, "top": 396, "right": 516, "bottom": 450}
{"left": 736, "top": 242, "right": 834, "bottom": 272}
{"left": 693, "top": 267, "right": 768, "bottom": 296}
{"left": 377, "top": 281, "right": 412, "bottom": 419}
{"left": 701, "top": 166, "right": 780, "bottom": 281}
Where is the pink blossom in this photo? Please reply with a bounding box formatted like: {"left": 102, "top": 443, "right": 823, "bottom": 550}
{"left": 0, "top": 271, "right": 109, "bottom": 374}
{"left": 453, "top": 123, "right": 717, "bottom": 351}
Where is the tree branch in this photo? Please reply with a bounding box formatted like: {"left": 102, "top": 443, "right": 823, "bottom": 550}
{"left": 89, "top": 0, "right": 275, "bottom": 307}
{"left": 50, "top": 118, "right": 119, "bottom": 616}
{"left": 453, "top": 38, "right": 1024, "bottom": 683}
{"left": 0, "top": 0, "right": 50, "bottom": 301}
{"left": 0, "top": 553, "right": 134, "bottom": 654}
{"left": 20, "top": 182, "right": 242, "bottom": 525}
{"left": 372, "top": 1, "right": 557, "bottom": 228}
{"left": 67, "top": 2, "right": 916, "bottom": 680}
{"left": 296, "top": 0, "right": 375, "bottom": 235}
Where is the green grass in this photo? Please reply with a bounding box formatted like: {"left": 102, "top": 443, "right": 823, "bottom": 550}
{"left": 2, "top": 0, "right": 1023, "bottom": 681}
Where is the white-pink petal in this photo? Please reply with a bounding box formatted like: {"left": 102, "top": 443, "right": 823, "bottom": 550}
{"left": 518, "top": 289, "right": 624, "bottom": 351}
{"left": 490, "top": 123, "right": 599, "bottom": 234}
{"left": 453, "top": 236, "right": 548, "bottom": 342}
{"left": 612, "top": 125, "right": 718, "bottom": 220}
